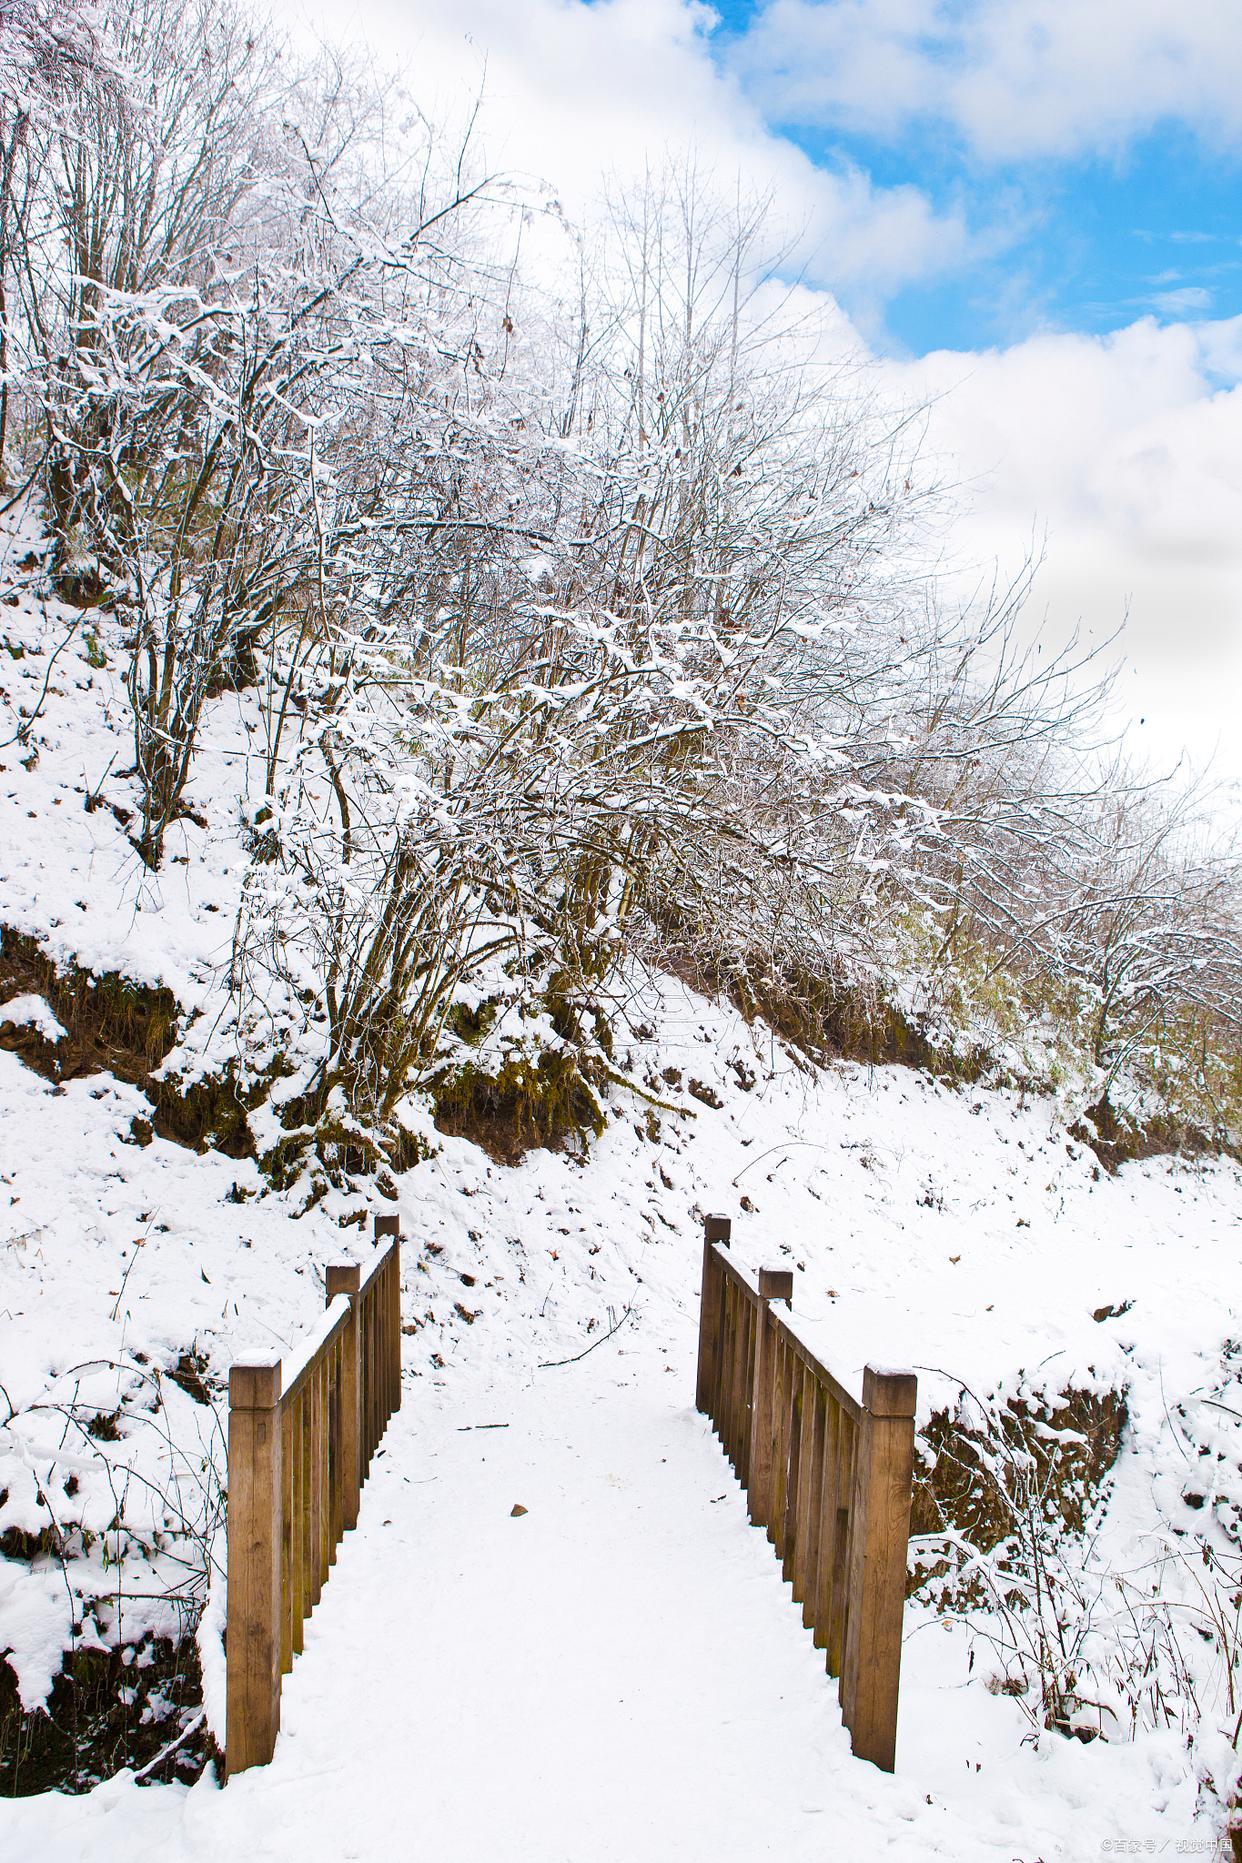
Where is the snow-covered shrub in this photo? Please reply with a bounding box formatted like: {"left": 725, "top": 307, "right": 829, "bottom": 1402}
{"left": 0, "top": 0, "right": 1237, "bottom": 1147}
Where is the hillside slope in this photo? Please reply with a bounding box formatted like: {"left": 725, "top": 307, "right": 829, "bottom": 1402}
{"left": 0, "top": 511, "right": 1240, "bottom": 1855}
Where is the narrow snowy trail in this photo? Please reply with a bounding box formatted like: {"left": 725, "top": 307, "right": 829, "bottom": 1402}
{"left": 0, "top": 1337, "right": 1166, "bottom": 1863}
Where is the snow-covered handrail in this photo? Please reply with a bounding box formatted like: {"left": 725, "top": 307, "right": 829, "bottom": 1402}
{"left": 224, "top": 1212, "right": 403, "bottom": 1777}
{"left": 695, "top": 1215, "right": 916, "bottom": 1774}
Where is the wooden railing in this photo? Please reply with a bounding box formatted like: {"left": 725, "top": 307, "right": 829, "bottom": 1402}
{"left": 695, "top": 1214, "right": 916, "bottom": 1772}
{"left": 225, "top": 1212, "right": 403, "bottom": 1776}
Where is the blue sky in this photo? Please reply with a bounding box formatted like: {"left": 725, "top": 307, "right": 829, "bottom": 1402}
{"left": 672, "top": 0, "right": 1242, "bottom": 357}
{"left": 846, "top": 130, "right": 1242, "bottom": 357}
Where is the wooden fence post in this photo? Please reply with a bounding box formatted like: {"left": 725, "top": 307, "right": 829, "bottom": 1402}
{"left": 326, "top": 1264, "right": 362, "bottom": 1532}
{"left": 226, "top": 1358, "right": 283, "bottom": 1777}
{"left": 749, "top": 1266, "right": 793, "bottom": 1534}
{"left": 840, "top": 1364, "right": 917, "bottom": 1773}
{"left": 695, "top": 1214, "right": 730, "bottom": 1414}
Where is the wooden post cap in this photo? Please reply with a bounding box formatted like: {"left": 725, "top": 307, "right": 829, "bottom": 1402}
{"left": 229, "top": 1359, "right": 282, "bottom": 1408}
{"left": 704, "top": 1213, "right": 732, "bottom": 1244}
{"left": 757, "top": 1267, "right": 794, "bottom": 1303}
{"left": 374, "top": 1212, "right": 400, "bottom": 1240}
{"left": 326, "top": 1263, "right": 362, "bottom": 1298}
{"left": 861, "top": 1365, "right": 917, "bottom": 1418}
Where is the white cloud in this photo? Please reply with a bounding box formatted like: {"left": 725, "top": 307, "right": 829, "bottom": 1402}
{"left": 737, "top": 0, "right": 1242, "bottom": 162}
{"left": 276, "top": 0, "right": 968, "bottom": 300}
{"left": 1149, "top": 285, "right": 1213, "bottom": 318}
{"left": 889, "top": 316, "right": 1242, "bottom": 780}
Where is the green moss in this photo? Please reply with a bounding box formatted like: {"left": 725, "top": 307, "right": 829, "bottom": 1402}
{"left": 0, "top": 928, "right": 180, "bottom": 1085}
{"left": 448, "top": 998, "right": 500, "bottom": 1047}
{"left": 431, "top": 1048, "right": 606, "bottom": 1164}
{"left": 150, "top": 1066, "right": 258, "bottom": 1159}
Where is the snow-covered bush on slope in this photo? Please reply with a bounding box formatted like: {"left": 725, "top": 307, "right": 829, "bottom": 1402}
{"left": 0, "top": 0, "right": 1236, "bottom": 1173}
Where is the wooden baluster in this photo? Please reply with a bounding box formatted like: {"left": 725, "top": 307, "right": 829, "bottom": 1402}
{"left": 713, "top": 1249, "right": 729, "bottom": 1428}
{"left": 772, "top": 1331, "right": 796, "bottom": 1559}
{"left": 738, "top": 1296, "right": 753, "bottom": 1487}
{"left": 324, "top": 1356, "right": 333, "bottom": 1587}
{"left": 279, "top": 1401, "right": 294, "bottom": 1674}
{"left": 308, "top": 1360, "right": 323, "bottom": 1609}
{"left": 376, "top": 1261, "right": 387, "bottom": 1431}
{"left": 367, "top": 1281, "right": 378, "bottom": 1467}
{"left": 782, "top": 1362, "right": 805, "bottom": 1587}
{"left": 336, "top": 1336, "right": 346, "bottom": 1552}
{"left": 293, "top": 1388, "right": 307, "bottom": 1656}
{"left": 731, "top": 1287, "right": 746, "bottom": 1469}
{"left": 721, "top": 1279, "right": 737, "bottom": 1464}
{"left": 747, "top": 1294, "right": 773, "bottom": 1528}
{"left": 325, "top": 1336, "right": 339, "bottom": 1562}
{"left": 695, "top": 1216, "right": 730, "bottom": 1417}
{"left": 829, "top": 1411, "right": 856, "bottom": 1680}
{"left": 317, "top": 1357, "right": 327, "bottom": 1582}
{"left": 385, "top": 1255, "right": 395, "bottom": 1421}
{"left": 326, "top": 1263, "right": 362, "bottom": 1532}
{"left": 749, "top": 1268, "right": 793, "bottom": 1532}
{"left": 735, "top": 1293, "right": 747, "bottom": 1479}
{"left": 393, "top": 1233, "right": 403, "bottom": 1415}
{"left": 357, "top": 1289, "right": 366, "bottom": 1475}
{"left": 840, "top": 1366, "right": 917, "bottom": 1774}
{"left": 732, "top": 1287, "right": 745, "bottom": 1470}
{"left": 375, "top": 1214, "right": 400, "bottom": 1421}
{"left": 813, "top": 1394, "right": 839, "bottom": 1658}
{"left": 719, "top": 1279, "right": 732, "bottom": 1462}
{"left": 771, "top": 1336, "right": 790, "bottom": 1560}
{"left": 376, "top": 1264, "right": 388, "bottom": 1433}
{"left": 225, "top": 1359, "right": 283, "bottom": 1776}
{"left": 301, "top": 1373, "right": 314, "bottom": 1616}
{"left": 392, "top": 1246, "right": 400, "bottom": 1419}
{"left": 799, "top": 1377, "right": 826, "bottom": 1631}
{"left": 369, "top": 1279, "right": 380, "bottom": 1459}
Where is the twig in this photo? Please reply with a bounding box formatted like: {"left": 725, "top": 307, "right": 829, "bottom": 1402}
{"left": 130, "top": 1709, "right": 206, "bottom": 1782}
{"left": 0, "top": 610, "right": 83, "bottom": 750}
{"left": 538, "top": 1304, "right": 634, "bottom": 1369}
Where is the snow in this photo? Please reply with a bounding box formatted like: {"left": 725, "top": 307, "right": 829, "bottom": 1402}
{"left": 0, "top": 505, "right": 257, "bottom": 1038}
{"left": 0, "top": 502, "right": 1239, "bottom": 1853}
{"left": 275, "top": 1294, "right": 351, "bottom": 1397}
{"left": 0, "top": 993, "right": 65, "bottom": 1042}
{"left": 0, "top": 1308, "right": 1217, "bottom": 1861}
{"left": 1, "top": 994, "right": 1239, "bottom": 1853}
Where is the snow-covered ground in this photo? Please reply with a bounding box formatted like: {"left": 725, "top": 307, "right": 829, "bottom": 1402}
{"left": 2, "top": 1006, "right": 1239, "bottom": 1857}
{"left": 0, "top": 1331, "right": 1212, "bottom": 1863}
{"left": 1, "top": 516, "right": 1240, "bottom": 1855}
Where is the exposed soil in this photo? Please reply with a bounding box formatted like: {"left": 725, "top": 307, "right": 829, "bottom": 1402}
{"left": 0, "top": 926, "right": 255, "bottom": 1157}
{"left": 1070, "top": 1094, "right": 1240, "bottom": 1174}
{"left": 0, "top": 1632, "right": 210, "bottom": 1797}
{"left": 431, "top": 1049, "right": 607, "bottom": 1166}
{"left": 0, "top": 927, "right": 179, "bottom": 1085}
{"left": 910, "top": 1384, "right": 1129, "bottom": 1598}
